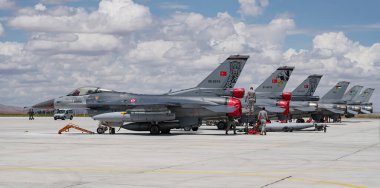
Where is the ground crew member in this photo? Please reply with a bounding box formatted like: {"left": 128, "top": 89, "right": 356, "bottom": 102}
{"left": 258, "top": 107, "right": 268, "bottom": 135}
{"left": 245, "top": 87, "right": 256, "bottom": 115}
{"left": 28, "top": 109, "right": 35, "bottom": 120}
{"left": 225, "top": 116, "right": 236, "bottom": 135}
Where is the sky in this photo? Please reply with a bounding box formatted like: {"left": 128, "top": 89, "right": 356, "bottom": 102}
{"left": 0, "top": 0, "right": 379, "bottom": 111}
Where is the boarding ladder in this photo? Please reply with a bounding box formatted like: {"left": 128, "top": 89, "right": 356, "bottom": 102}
{"left": 58, "top": 123, "right": 94, "bottom": 134}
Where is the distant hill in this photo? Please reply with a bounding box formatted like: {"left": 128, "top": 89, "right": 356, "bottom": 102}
{"left": 0, "top": 104, "right": 26, "bottom": 114}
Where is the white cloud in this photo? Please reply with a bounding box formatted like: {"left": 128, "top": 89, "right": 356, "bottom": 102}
{"left": 26, "top": 33, "right": 121, "bottom": 55}
{"left": 0, "top": 1, "right": 379, "bottom": 112}
{"left": 0, "top": 22, "right": 4, "bottom": 36}
{"left": 238, "top": 0, "right": 269, "bottom": 17}
{"left": 34, "top": 3, "right": 47, "bottom": 11}
{"left": 9, "top": 0, "right": 152, "bottom": 34}
{"left": 0, "top": 0, "right": 14, "bottom": 9}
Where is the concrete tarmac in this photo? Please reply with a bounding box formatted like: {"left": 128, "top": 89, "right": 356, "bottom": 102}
{"left": 0, "top": 117, "right": 379, "bottom": 188}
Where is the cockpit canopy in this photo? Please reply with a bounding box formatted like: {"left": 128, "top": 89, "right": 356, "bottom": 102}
{"left": 67, "top": 87, "right": 112, "bottom": 96}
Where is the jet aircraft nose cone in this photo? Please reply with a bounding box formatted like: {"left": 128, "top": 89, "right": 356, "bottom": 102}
{"left": 32, "top": 99, "right": 55, "bottom": 109}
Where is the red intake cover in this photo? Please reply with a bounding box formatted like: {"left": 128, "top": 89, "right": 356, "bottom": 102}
{"left": 277, "top": 100, "right": 290, "bottom": 115}
{"left": 232, "top": 88, "right": 245, "bottom": 99}
{"left": 227, "top": 98, "right": 242, "bottom": 117}
{"left": 282, "top": 92, "right": 292, "bottom": 101}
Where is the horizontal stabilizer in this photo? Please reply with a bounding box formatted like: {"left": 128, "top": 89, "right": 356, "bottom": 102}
{"left": 347, "top": 109, "right": 358, "bottom": 115}
{"left": 265, "top": 106, "right": 285, "bottom": 113}
{"left": 295, "top": 107, "right": 316, "bottom": 112}
{"left": 203, "top": 105, "right": 236, "bottom": 113}
{"left": 360, "top": 109, "right": 371, "bottom": 114}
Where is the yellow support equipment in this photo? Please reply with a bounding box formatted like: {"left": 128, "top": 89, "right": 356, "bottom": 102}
{"left": 58, "top": 123, "right": 94, "bottom": 134}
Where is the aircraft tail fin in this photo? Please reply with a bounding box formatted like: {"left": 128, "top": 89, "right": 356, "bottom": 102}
{"left": 354, "top": 88, "right": 375, "bottom": 103}
{"left": 292, "top": 74, "right": 322, "bottom": 96}
{"left": 320, "top": 81, "right": 350, "bottom": 102}
{"left": 255, "top": 66, "right": 294, "bottom": 93}
{"left": 196, "top": 55, "right": 249, "bottom": 89}
{"left": 342, "top": 85, "right": 363, "bottom": 102}
{"left": 169, "top": 55, "right": 249, "bottom": 97}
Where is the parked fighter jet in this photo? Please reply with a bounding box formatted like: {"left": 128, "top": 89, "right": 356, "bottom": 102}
{"left": 347, "top": 88, "right": 375, "bottom": 115}
{"left": 33, "top": 55, "right": 249, "bottom": 134}
{"left": 288, "top": 74, "right": 323, "bottom": 122}
{"left": 311, "top": 81, "right": 350, "bottom": 122}
{"left": 210, "top": 66, "right": 295, "bottom": 130}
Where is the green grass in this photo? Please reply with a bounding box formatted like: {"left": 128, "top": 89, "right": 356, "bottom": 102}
{"left": 355, "top": 114, "right": 380, "bottom": 119}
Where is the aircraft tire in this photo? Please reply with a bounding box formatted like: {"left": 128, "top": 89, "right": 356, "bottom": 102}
{"left": 97, "top": 127, "right": 105, "bottom": 134}
{"left": 110, "top": 128, "right": 115, "bottom": 134}
{"left": 62, "top": 116, "right": 65, "bottom": 120}
{"left": 192, "top": 127, "right": 199, "bottom": 131}
{"left": 283, "top": 127, "right": 289, "bottom": 132}
{"left": 150, "top": 125, "right": 160, "bottom": 135}
{"left": 217, "top": 121, "right": 226, "bottom": 130}
{"left": 70, "top": 116, "right": 73, "bottom": 120}
{"left": 161, "top": 129, "right": 170, "bottom": 134}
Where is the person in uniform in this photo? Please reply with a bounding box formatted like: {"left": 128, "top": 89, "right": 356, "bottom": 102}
{"left": 225, "top": 116, "right": 236, "bottom": 135}
{"left": 28, "top": 109, "right": 35, "bottom": 120}
{"left": 257, "top": 107, "right": 268, "bottom": 135}
{"left": 245, "top": 87, "right": 256, "bottom": 115}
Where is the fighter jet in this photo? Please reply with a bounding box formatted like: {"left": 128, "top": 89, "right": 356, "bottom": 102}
{"left": 213, "top": 66, "right": 295, "bottom": 130}
{"left": 346, "top": 88, "right": 375, "bottom": 116}
{"left": 288, "top": 74, "right": 323, "bottom": 122}
{"left": 33, "top": 55, "right": 249, "bottom": 134}
{"left": 310, "top": 81, "right": 350, "bottom": 122}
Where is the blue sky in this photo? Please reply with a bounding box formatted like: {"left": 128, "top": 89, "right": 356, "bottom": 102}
{"left": 0, "top": 0, "right": 379, "bottom": 111}
{"left": 3, "top": 0, "right": 380, "bottom": 48}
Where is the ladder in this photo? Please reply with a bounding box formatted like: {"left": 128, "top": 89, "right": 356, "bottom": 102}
{"left": 58, "top": 123, "right": 95, "bottom": 134}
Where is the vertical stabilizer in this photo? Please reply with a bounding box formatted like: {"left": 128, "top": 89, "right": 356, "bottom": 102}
{"left": 354, "top": 88, "right": 375, "bottom": 103}
{"left": 255, "top": 66, "right": 294, "bottom": 93}
{"left": 342, "top": 85, "right": 363, "bottom": 102}
{"left": 292, "top": 74, "right": 322, "bottom": 96}
{"left": 320, "top": 81, "right": 350, "bottom": 102}
{"left": 196, "top": 55, "right": 249, "bottom": 89}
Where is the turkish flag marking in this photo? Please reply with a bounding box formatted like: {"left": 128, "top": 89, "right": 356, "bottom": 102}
{"left": 220, "top": 71, "right": 227, "bottom": 76}
{"left": 304, "top": 85, "right": 309, "bottom": 88}
{"left": 272, "top": 79, "right": 278, "bottom": 84}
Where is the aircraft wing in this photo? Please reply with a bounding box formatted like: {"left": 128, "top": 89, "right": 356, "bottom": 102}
{"left": 265, "top": 106, "right": 285, "bottom": 113}
{"left": 203, "top": 105, "right": 236, "bottom": 113}
{"left": 324, "top": 108, "right": 344, "bottom": 114}
{"left": 294, "top": 107, "right": 316, "bottom": 112}
{"left": 360, "top": 109, "right": 371, "bottom": 114}
{"left": 347, "top": 109, "right": 358, "bottom": 115}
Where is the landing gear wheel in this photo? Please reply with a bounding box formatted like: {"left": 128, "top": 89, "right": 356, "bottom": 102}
{"left": 192, "top": 127, "right": 199, "bottom": 131}
{"left": 150, "top": 125, "right": 160, "bottom": 135}
{"left": 110, "top": 128, "right": 115, "bottom": 134}
{"left": 70, "top": 116, "right": 73, "bottom": 120}
{"left": 161, "top": 129, "right": 170, "bottom": 134}
{"left": 217, "top": 121, "right": 226, "bottom": 130}
{"left": 54, "top": 117, "right": 57, "bottom": 120}
{"left": 184, "top": 127, "right": 191, "bottom": 131}
{"left": 283, "top": 127, "right": 289, "bottom": 132}
{"left": 62, "top": 116, "right": 66, "bottom": 120}
{"left": 97, "top": 127, "right": 105, "bottom": 134}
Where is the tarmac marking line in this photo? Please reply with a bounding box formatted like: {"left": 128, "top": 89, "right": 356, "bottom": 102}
{"left": 0, "top": 166, "right": 366, "bottom": 188}
{"left": 260, "top": 176, "right": 292, "bottom": 188}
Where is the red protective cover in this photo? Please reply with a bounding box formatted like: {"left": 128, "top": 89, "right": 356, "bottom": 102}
{"left": 282, "top": 92, "right": 292, "bottom": 101}
{"left": 232, "top": 88, "right": 245, "bottom": 99}
{"left": 277, "top": 100, "right": 290, "bottom": 115}
{"left": 227, "top": 98, "right": 242, "bottom": 117}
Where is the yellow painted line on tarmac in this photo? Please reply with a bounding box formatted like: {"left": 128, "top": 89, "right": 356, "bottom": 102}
{"left": 0, "top": 166, "right": 366, "bottom": 188}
